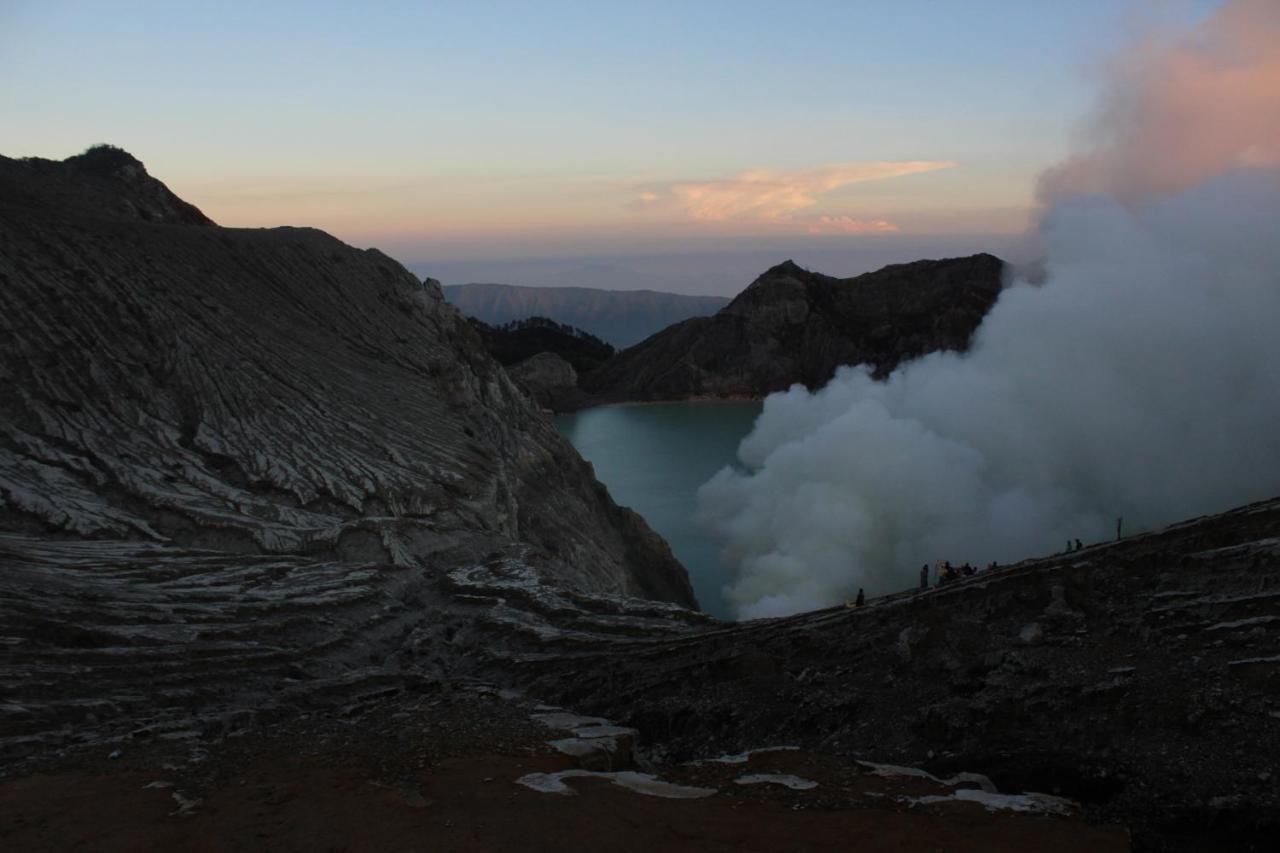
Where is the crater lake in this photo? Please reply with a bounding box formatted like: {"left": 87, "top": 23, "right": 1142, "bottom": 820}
{"left": 555, "top": 401, "right": 762, "bottom": 619}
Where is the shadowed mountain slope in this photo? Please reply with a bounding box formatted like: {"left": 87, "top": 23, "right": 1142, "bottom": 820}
{"left": 0, "top": 148, "right": 698, "bottom": 756}
{"left": 0, "top": 147, "right": 690, "bottom": 605}
{"left": 582, "top": 255, "right": 1005, "bottom": 402}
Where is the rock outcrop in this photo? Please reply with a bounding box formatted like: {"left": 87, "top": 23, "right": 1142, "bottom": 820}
{"left": 0, "top": 144, "right": 214, "bottom": 226}
{"left": 506, "top": 352, "right": 586, "bottom": 411}
{"left": 466, "top": 316, "right": 610, "bottom": 410}
{"left": 583, "top": 255, "right": 1005, "bottom": 403}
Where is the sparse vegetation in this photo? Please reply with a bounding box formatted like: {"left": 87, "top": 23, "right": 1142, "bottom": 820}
{"left": 468, "top": 315, "right": 615, "bottom": 374}
{"left": 66, "top": 143, "right": 141, "bottom": 173}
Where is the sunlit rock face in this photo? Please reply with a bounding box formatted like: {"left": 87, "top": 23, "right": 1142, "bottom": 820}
{"left": 582, "top": 255, "right": 1005, "bottom": 402}
{"left": 0, "top": 148, "right": 696, "bottom": 755}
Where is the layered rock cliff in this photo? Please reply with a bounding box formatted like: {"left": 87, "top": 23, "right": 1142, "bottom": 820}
{"left": 0, "top": 147, "right": 695, "bottom": 754}
{"left": 582, "top": 255, "right": 1005, "bottom": 402}
{"left": 0, "top": 147, "right": 691, "bottom": 603}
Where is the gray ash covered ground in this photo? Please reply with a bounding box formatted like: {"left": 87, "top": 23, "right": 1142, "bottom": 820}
{"left": 2, "top": 677, "right": 1129, "bottom": 852}
{"left": 521, "top": 498, "right": 1280, "bottom": 852}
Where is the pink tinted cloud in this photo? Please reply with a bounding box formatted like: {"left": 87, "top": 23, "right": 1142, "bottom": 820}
{"left": 1038, "top": 0, "right": 1280, "bottom": 206}
{"left": 806, "top": 215, "right": 901, "bottom": 235}
{"left": 638, "top": 161, "right": 955, "bottom": 222}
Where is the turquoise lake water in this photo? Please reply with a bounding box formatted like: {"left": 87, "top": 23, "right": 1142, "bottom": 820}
{"left": 555, "top": 401, "right": 762, "bottom": 619}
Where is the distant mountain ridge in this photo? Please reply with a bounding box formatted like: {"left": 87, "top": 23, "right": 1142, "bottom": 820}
{"left": 443, "top": 283, "right": 729, "bottom": 348}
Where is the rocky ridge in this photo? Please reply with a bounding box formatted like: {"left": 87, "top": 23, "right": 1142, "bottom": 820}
{"left": 582, "top": 255, "right": 1005, "bottom": 404}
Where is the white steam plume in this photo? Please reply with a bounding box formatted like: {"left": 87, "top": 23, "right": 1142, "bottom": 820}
{"left": 698, "top": 0, "right": 1280, "bottom": 620}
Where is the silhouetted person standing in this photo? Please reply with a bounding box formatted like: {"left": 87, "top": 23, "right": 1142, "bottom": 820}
{"left": 855, "top": 588, "right": 865, "bottom": 607}
{"left": 920, "top": 564, "right": 929, "bottom": 590}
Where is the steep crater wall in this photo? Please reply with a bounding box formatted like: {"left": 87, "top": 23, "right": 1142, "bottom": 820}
{"left": 0, "top": 148, "right": 692, "bottom": 606}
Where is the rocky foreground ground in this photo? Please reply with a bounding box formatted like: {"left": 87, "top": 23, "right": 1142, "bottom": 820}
{"left": 520, "top": 497, "right": 1280, "bottom": 852}
{"left": 2, "top": 678, "right": 1129, "bottom": 852}
{"left": 4, "top": 497, "right": 1277, "bottom": 851}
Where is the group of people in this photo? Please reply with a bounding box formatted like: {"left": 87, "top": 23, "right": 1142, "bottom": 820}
{"left": 847, "top": 557, "right": 998, "bottom": 610}
{"left": 923, "top": 559, "right": 997, "bottom": 588}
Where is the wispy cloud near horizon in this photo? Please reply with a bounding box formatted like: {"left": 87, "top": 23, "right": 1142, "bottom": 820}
{"left": 635, "top": 161, "right": 956, "bottom": 225}
{"left": 806, "top": 215, "right": 900, "bottom": 235}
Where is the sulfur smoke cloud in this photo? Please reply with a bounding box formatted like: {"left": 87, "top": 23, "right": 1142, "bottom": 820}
{"left": 698, "top": 0, "right": 1280, "bottom": 620}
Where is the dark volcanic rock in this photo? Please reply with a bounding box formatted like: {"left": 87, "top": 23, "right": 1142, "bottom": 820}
{"left": 467, "top": 316, "right": 610, "bottom": 410}
{"left": 520, "top": 498, "right": 1280, "bottom": 852}
{"left": 0, "top": 148, "right": 688, "bottom": 604}
{"left": 0, "top": 144, "right": 214, "bottom": 226}
{"left": 0, "top": 147, "right": 696, "bottom": 758}
{"left": 582, "top": 255, "right": 1005, "bottom": 402}
{"left": 506, "top": 352, "right": 587, "bottom": 411}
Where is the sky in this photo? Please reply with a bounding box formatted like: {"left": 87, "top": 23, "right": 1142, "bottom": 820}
{"left": 1, "top": 1, "right": 1222, "bottom": 292}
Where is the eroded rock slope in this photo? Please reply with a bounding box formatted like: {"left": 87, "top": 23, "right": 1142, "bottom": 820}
{"left": 0, "top": 148, "right": 695, "bottom": 755}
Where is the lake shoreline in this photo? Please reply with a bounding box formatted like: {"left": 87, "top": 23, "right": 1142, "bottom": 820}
{"left": 555, "top": 401, "right": 762, "bottom": 619}
{"left": 586, "top": 394, "right": 765, "bottom": 411}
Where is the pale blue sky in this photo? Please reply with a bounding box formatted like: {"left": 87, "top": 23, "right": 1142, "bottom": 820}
{"left": 1, "top": 1, "right": 1221, "bottom": 290}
